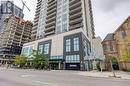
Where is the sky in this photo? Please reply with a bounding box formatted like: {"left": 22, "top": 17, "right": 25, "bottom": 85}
{"left": 14, "top": 0, "right": 130, "bottom": 39}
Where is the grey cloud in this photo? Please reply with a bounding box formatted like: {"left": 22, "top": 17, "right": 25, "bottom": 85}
{"left": 91, "top": 0, "right": 130, "bottom": 39}
{"left": 93, "top": 0, "right": 130, "bottom": 12}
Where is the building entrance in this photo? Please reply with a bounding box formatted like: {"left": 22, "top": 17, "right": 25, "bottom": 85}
{"left": 50, "top": 63, "right": 59, "bottom": 70}
{"left": 50, "top": 61, "right": 63, "bottom": 70}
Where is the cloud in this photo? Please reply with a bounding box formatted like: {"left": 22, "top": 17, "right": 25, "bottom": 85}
{"left": 95, "top": 0, "right": 130, "bottom": 12}
{"left": 91, "top": 0, "right": 130, "bottom": 39}
{"left": 14, "top": 0, "right": 36, "bottom": 21}
{"left": 14, "top": 0, "right": 130, "bottom": 39}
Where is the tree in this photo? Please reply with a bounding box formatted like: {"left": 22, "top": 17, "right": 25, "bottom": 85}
{"left": 107, "top": 56, "right": 117, "bottom": 77}
{"left": 14, "top": 55, "right": 27, "bottom": 68}
{"left": 122, "top": 51, "right": 130, "bottom": 61}
{"left": 122, "top": 51, "right": 130, "bottom": 70}
{"left": 32, "top": 53, "right": 49, "bottom": 69}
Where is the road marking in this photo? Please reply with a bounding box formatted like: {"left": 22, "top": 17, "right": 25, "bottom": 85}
{"left": 35, "top": 80, "right": 59, "bottom": 86}
{"left": 21, "top": 74, "right": 34, "bottom": 78}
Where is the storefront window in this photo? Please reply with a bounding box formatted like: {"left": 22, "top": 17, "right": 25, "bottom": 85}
{"left": 66, "top": 55, "right": 80, "bottom": 63}
{"left": 29, "top": 46, "right": 33, "bottom": 55}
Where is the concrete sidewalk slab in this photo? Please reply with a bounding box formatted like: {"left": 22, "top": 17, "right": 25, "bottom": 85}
{"left": 78, "top": 71, "right": 130, "bottom": 80}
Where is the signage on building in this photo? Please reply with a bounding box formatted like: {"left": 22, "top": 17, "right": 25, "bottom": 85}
{"left": 69, "top": 64, "right": 77, "bottom": 67}
{"left": 15, "top": 16, "right": 29, "bottom": 26}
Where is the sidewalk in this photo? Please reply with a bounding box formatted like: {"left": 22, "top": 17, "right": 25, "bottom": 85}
{"left": 78, "top": 71, "right": 130, "bottom": 80}
{"left": 0, "top": 67, "right": 7, "bottom": 69}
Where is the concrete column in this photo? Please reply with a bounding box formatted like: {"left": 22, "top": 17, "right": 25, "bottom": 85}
{"left": 59, "top": 62, "right": 61, "bottom": 70}
{"left": 87, "top": 61, "right": 90, "bottom": 71}
{"left": 93, "top": 60, "right": 97, "bottom": 70}
{"left": 80, "top": 61, "right": 84, "bottom": 71}
{"left": 63, "top": 61, "right": 66, "bottom": 70}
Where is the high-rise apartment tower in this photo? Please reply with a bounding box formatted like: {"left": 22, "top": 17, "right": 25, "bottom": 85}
{"left": 22, "top": 0, "right": 95, "bottom": 70}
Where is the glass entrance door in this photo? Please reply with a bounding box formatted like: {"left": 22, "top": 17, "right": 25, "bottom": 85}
{"left": 50, "top": 63, "right": 59, "bottom": 70}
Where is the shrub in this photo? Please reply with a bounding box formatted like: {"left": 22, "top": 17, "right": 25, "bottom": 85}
{"left": 128, "top": 68, "right": 130, "bottom": 72}
{"left": 96, "top": 61, "right": 101, "bottom": 71}
{"left": 14, "top": 55, "right": 27, "bottom": 68}
{"left": 32, "top": 53, "right": 49, "bottom": 70}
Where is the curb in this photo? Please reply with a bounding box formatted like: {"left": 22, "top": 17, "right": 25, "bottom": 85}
{"left": 78, "top": 73, "right": 130, "bottom": 80}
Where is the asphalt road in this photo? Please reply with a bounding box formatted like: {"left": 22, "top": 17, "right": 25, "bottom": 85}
{"left": 0, "top": 68, "right": 130, "bottom": 86}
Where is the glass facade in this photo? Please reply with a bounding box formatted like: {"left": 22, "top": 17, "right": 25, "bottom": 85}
{"left": 56, "top": 0, "right": 68, "bottom": 34}
{"left": 44, "top": 43, "right": 50, "bottom": 54}
{"left": 37, "top": 0, "right": 48, "bottom": 39}
{"left": 65, "top": 36, "right": 80, "bottom": 52}
{"left": 65, "top": 39, "right": 71, "bottom": 52}
{"left": 29, "top": 47, "right": 33, "bottom": 55}
{"left": 84, "top": 41, "right": 91, "bottom": 56}
{"left": 66, "top": 55, "right": 80, "bottom": 63}
{"left": 50, "top": 55, "right": 63, "bottom": 60}
{"left": 73, "top": 37, "right": 79, "bottom": 51}
{"left": 38, "top": 43, "right": 50, "bottom": 55}
{"left": 38, "top": 45, "right": 43, "bottom": 54}
{"left": 87, "top": 42, "right": 91, "bottom": 55}
{"left": 21, "top": 46, "right": 33, "bottom": 57}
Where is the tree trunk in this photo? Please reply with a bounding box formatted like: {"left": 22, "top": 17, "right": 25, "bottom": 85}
{"left": 110, "top": 60, "right": 116, "bottom": 77}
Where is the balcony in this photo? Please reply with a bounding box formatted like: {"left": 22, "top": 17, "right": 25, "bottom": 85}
{"left": 22, "top": 37, "right": 29, "bottom": 40}
{"left": 16, "top": 28, "right": 23, "bottom": 32}
{"left": 34, "top": 15, "right": 39, "bottom": 20}
{"left": 32, "top": 29, "right": 37, "bottom": 34}
{"left": 46, "top": 16, "right": 56, "bottom": 23}
{"left": 37, "top": 0, "right": 42, "bottom": 7}
{"left": 47, "top": 7, "right": 56, "bottom": 15}
{"left": 45, "top": 21, "right": 56, "bottom": 28}
{"left": 46, "top": 11, "right": 56, "bottom": 19}
{"left": 23, "top": 31, "right": 31, "bottom": 35}
{"left": 34, "top": 12, "right": 40, "bottom": 18}
{"left": 69, "top": 12, "right": 82, "bottom": 20}
{"left": 12, "top": 41, "right": 20, "bottom": 45}
{"left": 32, "top": 25, "right": 38, "bottom": 30}
{"left": 22, "top": 40, "right": 28, "bottom": 43}
{"left": 44, "top": 30, "right": 55, "bottom": 36}
{"left": 31, "top": 35, "right": 36, "bottom": 40}
{"left": 36, "top": 3, "right": 41, "bottom": 10}
{"left": 69, "top": 6, "right": 82, "bottom": 15}
{"left": 35, "top": 8, "right": 41, "bottom": 13}
{"left": 47, "top": 0, "right": 56, "bottom": 8}
{"left": 48, "top": 0, "right": 56, "bottom": 4}
{"left": 69, "top": 23, "right": 83, "bottom": 30}
{"left": 14, "top": 35, "right": 21, "bottom": 39}
{"left": 33, "top": 22, "right": 38, "bottom": 27}
{"left": 44, "top": 26, "right": 55, "bottom": 32}
{"left": 34, "top": 18, "right": 39, "bottom": 23}
{"left": 69, "top": 17, "right": 83, "bottom": 25}
{"left": 13, "top": 40, "right": 20, "bottom": 44}
{"left": 15, "top": 30, "right": 22, "bottom": 35}
{"left": 23, "top": 33, "right": 30, "bottom": 37}
{"left": 24, "top": 29, "right": 31, "bottom": 33}
{"left": 69, "top": 1, "right": 81, "bottom": 10}
{"left": 31, "top": 34, "right": 36, "bottom": 40}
